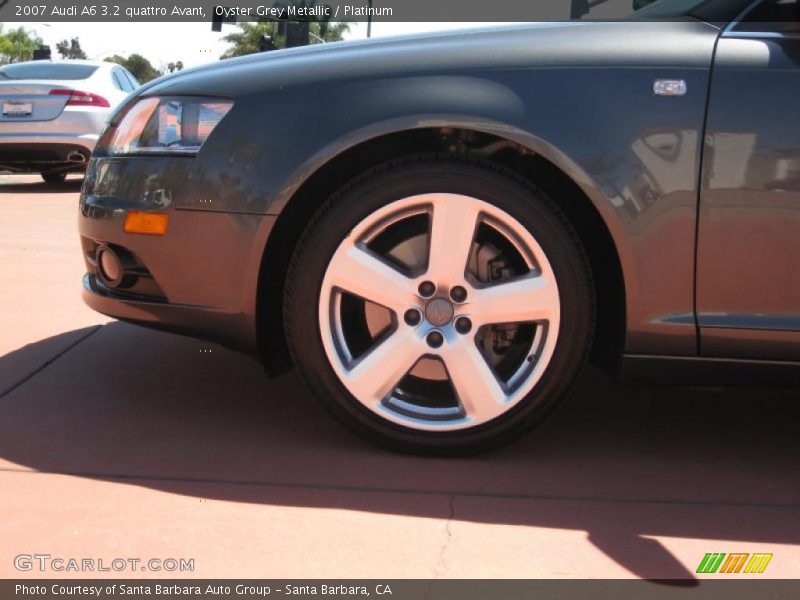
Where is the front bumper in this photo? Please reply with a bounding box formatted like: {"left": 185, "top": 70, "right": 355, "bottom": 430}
{"left": 81, "top": 272, "right": 256, "bottom": 351}
{"left": 79, "top": 156, "right": 277, "bottom": 353}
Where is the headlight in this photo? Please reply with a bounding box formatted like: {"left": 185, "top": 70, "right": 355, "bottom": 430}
{"left": 107, "top": 96, "right": 233, "bottom": 156}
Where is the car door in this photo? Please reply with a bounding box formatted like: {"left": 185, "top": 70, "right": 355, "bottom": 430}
{"left": 697, "top": 0, "right": 800, "bottom": 360}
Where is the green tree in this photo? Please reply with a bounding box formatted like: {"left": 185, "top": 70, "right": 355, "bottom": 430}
{"left": 166, "top": 61, "right": 184, "bottom": 73}
{"left": 0, "top": 26, "right": 43, "bottom": 63}
{"left": 222, "top": 21, "right": 283, "bottom": 58}
{"left": 221, "top": 2, "right": 349, "bottom": 59}
{"left": 105, "top": 53, "right": 161, "bottom": 83}
{"left": 313, "top": 19, "right": 350, "bottom": 44}
{"left": 104, "top": 54, "right": 128, "bottom": 66}
{"left": 0, "top": 26, "right": 13, "bottom": 60}
{"left": 55, "top": 37, "right": 87, "bottom": 59}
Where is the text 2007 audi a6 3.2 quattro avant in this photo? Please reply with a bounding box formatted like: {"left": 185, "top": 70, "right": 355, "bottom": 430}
{"left": 79, "top": 0, "right": 799, "bottom": 454}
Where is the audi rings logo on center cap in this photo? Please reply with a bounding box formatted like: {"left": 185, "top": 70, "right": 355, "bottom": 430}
{"left": 425, "top": 298, "right": 455, "bottom": 327}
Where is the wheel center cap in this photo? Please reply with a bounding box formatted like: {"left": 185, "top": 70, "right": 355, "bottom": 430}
{"left": 425, "top": 298, "right": 454, "bottom": 327}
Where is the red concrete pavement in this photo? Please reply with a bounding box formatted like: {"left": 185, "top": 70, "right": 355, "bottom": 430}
{"left": 1, "top": 174, "right": 798, "bottom": 580}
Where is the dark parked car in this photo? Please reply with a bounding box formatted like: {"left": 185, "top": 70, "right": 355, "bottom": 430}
{"left": 78, "top": 0, "right": 800, "bottom": 454}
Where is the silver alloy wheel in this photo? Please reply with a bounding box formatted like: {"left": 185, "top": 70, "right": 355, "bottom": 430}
{"left": 318, "top": 193, "right": 561, "bottom": 431}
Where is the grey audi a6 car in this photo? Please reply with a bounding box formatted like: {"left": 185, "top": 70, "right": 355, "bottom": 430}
{"left": 78, "top": 0, "right": 800, "bottom": 454}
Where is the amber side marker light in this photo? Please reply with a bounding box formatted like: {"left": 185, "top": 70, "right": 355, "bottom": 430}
{"left": 123, "top": 211, "right": 169, "bottom": 236}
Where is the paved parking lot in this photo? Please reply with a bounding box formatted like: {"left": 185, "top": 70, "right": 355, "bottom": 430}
{"left": 1, "top": 173, "right": 798, "bottom": 581}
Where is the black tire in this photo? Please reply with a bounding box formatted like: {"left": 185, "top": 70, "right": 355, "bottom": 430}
{"left": 41, "top": 171, "right": 67, "bottom": 185}
{"left": 284, "top": 156, "right": 594, "bottom": 455}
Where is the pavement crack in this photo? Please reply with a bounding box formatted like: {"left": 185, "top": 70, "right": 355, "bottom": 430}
{"left": 0, "top": 325, "right": 102, "bottom": 398}
{"left": 432, "top": 494, "right": 456, "bottom": 581}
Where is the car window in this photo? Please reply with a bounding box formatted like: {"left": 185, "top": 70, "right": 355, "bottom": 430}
{"left": 124, "top": 70, "right": 140, "bottom": 89}
{"left": 0, "top": 63, "right": 99, "bottom": 80}
{"left": 111, "top": 69, "right": 127, "bottom": 91}
{"left": 114, "top": 68, "right": 137, "bottom": 92}
{"left": 734, "top": 0, "right": 800, "bottom": 33}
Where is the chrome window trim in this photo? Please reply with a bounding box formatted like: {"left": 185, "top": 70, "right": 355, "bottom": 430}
{"left": 724, "top": 0, "right": 767, "bottom": 33}
{"left": 723, "top": 30, "right": 800, "bottom": 37}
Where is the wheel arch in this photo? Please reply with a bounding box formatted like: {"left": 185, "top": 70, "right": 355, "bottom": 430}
{"left": 257, "top": 125, "right": 627, "bottom": 376}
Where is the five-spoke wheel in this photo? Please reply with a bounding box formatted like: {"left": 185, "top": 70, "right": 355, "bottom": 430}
{"left": 285, "top": 158, "right": 593, "bottom": 454}
{"left": 318, "top": 192, "right": 561, "bottom": 430}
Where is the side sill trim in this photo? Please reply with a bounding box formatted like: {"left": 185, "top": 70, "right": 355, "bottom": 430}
{"left": 619, "top": 354, "right": 800, "bottom": 387}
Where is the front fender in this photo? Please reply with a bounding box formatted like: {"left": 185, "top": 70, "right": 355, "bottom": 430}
{"left": 177, "top": 63, "right": 711, "bottom": 355}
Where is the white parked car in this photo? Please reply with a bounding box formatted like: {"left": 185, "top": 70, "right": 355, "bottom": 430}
{"left": 0, "top": 60, "right": 139, "bottom": 184}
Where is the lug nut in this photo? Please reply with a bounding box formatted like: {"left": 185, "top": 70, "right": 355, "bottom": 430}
{"left": 404, "top": 308, "right": 422, "bottom": 326}
{"left": 450, "top": 286, "right": 467, "bottom": 303}
{"left": 418, "top": 281, "right": 436, "bottom": 298}
{"left": 426, "top": 330, "right": 444, "bottom": 348}
{"left": 455, "top": 317, "right": 472, "bottom": 334}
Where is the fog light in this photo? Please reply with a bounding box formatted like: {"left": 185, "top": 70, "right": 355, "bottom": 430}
{"left": 123, "top": 211, "right": 169, "bottom": 236}
{"left": 96, "top": 246, "right": 123, "bottom": 288}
